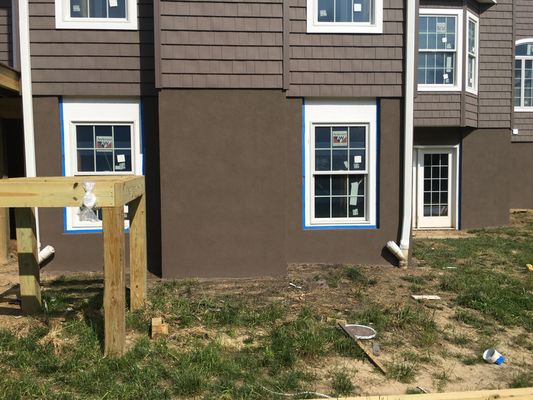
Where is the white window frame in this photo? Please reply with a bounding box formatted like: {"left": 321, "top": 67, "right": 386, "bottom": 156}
{"left": 306, "top": 0, "right": 383, "bottom": 34}
{"left": 418, "top": 8, "right": 464, "bottom": 92}
{"left": 62, "top": 98, "right": 143, "bottom": 232}
{"left": 55, "top": 0, "right": 138, "bottom": 30}
{"left": 304, "top": 99, "right": 377, "bottom": 228}
{"left": 514, "top": 38, "right": 533, "bottom": 112}
{"left": 465, "top": 11, "right": 479, "bottom": 95}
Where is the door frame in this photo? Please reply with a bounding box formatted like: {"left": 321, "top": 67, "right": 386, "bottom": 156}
{"left": 412, "top": 145, "right": 460, "bottom": 230}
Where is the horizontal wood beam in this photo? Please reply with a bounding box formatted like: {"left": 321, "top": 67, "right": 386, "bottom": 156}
{"left": 0, "top": 176, "right": 144, "bottom": 208}
{"left": 313, "top": 387, "right": 533, "bottom": 400}
{"left": 0, "top": 63, "right": 21, "bottom": 93}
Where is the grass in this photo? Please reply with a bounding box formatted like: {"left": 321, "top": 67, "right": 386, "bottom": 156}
{"left": 330, "top": 371, "right": 355, "bottom": 397}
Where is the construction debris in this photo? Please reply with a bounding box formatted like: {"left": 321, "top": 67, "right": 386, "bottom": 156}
{"left": 411, "top": 295, "right": 441, "bottom": 300}
{"left": 151, "top": 317, "right": 169, "bottom": 339}
{"left": 338, "top": 323, "right": 386, "bottom": 374}
{"left": 527, "top": 263, "right": 533, "bottom": 271}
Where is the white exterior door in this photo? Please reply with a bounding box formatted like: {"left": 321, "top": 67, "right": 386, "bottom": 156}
{"left": 414, "top": 148, "right": 458, "bottom": 229}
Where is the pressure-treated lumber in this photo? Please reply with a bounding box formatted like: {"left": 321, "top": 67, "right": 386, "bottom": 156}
{"left": 15, "top": 208, "right": 41, "bottom": 313}
{"left": 309, "top": 387, "right": 533, "bottom": 400}
{"left": 102, "top": 206, "right": 126, "bottom": 357}
{"left": 0, "top": 62, "right": 20, "bottom": 93}
{"left": 0, "top": 129, "right": 9, "bottom": 264}
{"left": 0, "top": 176, "right": 144, "bottom": 208}
{"left": 129, "top": 194, "right": 147, "bottom": 310}
{"left": 338, "top": 323, "right": 386, "bottom": 374}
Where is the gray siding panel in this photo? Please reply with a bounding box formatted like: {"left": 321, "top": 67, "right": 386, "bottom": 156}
{"left": 286, "top": 0, "right": 403, "bottom": 97}
{"left": 477, "top": 0, "right": 513, "bottom": 129}
{"left": 414, "top": 93, "right": 461, "bottom": 127}
{"left": 28, "top": 0, "right": 155, "bottom": 96}
{"left": 512, "top": 0, "right": 533, "bottom": 140}
{"left": 465, "top": 92, "right": 478, "bottom": 128}
{"left": 0, "top": 0, "right": 12, "bottom": 66}
{"left": 159, "top": 0, "right": 283, "bottom": 89}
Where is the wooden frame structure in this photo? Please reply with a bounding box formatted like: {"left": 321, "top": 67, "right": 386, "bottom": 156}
{"left": 0, "top": 176, "right": 147, "bottom": 357}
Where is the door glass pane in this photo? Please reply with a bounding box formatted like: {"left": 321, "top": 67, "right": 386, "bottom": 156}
{"left": 422, "top": 152, "right": 450, "bottom": 218}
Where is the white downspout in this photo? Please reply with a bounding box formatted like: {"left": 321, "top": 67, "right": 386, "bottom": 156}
{"left": 18, "top": 0, "right": 41, "bottom": 247}
{"left": 388, "top": 0, "right": 416, "bottom": 267}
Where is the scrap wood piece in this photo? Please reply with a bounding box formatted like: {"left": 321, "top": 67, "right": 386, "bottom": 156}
{"left": 338, "top": 323, "right": 386, "bottom": 374}
{"left": 309, "top": 387, "right": 533, "bottom": 400}
{"left": 411, "top": 295, "right": 441, "bottom": 300}
{"left": 527, "top": 264, "right": 533, "bottom": 271}
{"left": 151, "top": 317, "right": 169, "bottom": 339}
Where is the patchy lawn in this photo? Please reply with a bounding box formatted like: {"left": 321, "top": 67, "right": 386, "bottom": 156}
{"left": 0, "top": 211, "right": 532, "bottom": 399}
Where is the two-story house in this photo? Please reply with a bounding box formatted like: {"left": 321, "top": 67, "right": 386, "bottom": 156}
{"left": 0, "top": 0, "right": 529, "bottom": 278}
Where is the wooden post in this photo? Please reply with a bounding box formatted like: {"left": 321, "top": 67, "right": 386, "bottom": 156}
{"left": 15, "top": 207, "right": 41, "bottom": 313}
{"left": 0, "top": 125, "right": 10, "bottom": 264}
{"left": 129, "top": 194, "right": 147, "bottom": 310}
{"left": 102, "top": 206, "right": 126, "bottom": 357}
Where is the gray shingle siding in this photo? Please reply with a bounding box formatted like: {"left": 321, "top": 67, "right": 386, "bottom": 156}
{"left": 0, "top": 0, "right": 12, "bottom": 66}
{"left": 286, "top": 0, "right": 403, "bottom": 97}
{"left": 512, "top": 0, "right": 533, "bottom": 140}
{"left": 28, "top": 0, "right": 155, "bottom": 96}
{"left": 159, "top": 0, "right": 283, "bottom": 88}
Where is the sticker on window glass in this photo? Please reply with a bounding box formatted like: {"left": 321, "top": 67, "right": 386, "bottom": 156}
{"left": 353, "top": 155, "right": 362, "bottom": 163}
{"left": 353, "top": 3, "right": 362, "bottom": 12}
{"left": 96, "top": 136, "right": 113, "bottom": 149}
{"left": 436, "top": 22, "right": 447, "bottom": 33}
{"left": 319, "top": 9, "right": 327, "bottom": 17}
{"left": 332, "top": 131, "right": 348, "bottom": 147}
{"left": 441, "top": 37, "right": 447, "bottom": 43}
{"left": 72, "top": 4, "right": 81, "bottom": 11}
{"left": 109, "top": 0, "right": 118, "bottom": 7}
{"left": 116, "top": 154, "right": 126, "bottom": 163}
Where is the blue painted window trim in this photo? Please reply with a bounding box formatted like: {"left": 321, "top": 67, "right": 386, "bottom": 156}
{"left": 301, "top": 98, "right": 380, "bottom": 231}
{"left": 61, "top": 97, "right": 144, "bottom": 234}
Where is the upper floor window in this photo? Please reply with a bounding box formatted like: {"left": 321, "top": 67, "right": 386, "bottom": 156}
{"left": 418, "top": 9, "right": 463, "bottom": 92}
{"left": 466, "top": 12, "right": 479, "bottom": 94}
{"left": 515, "top": 41, "right": 533, "bottom": 111}
{"left": 307, "top": 0, "right": 383, "bottom": 33}
{"left": 55, "top": 0, "right": 138, "bottom": 29}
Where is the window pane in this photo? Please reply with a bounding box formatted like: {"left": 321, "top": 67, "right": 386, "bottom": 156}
{"left": 315, "top": 176, "right": 330, "bottom": 196}
{"left": 516, "top": 43, "right": 533, "bottom": 57}
{"left": 332, "top": 197, "right": 347, "bottom": 218}
{"left": 317, "top": 0, "right": 334, "bottom": 22}
{"left": 114, "top": 126, "right": 131, "bottom": 148}
{"left": 89, "top": 0, "right": 107, "bottom": 17}
{"left": 315, "top": 127, "right": 331, "bottom": 148}
{"left": 468, "top": 19, "right": 476, "bottom": 54}
{"left": 108, "top": 0, "right": 126, "bottom": 18}
{"left": 332, "top": 150, "right": 348, "bottom": 170}
{"left": 515, "top": 59, "right": 522, "bottom": 107}
{"left": 353, "top": 0, "right": 371, "bottom": 23}
{"left": 349, "top": 127, "right": 365, "bottom": 148}
{"left": 332, "top": 175, "right": 347, "bottom": 195}
{"left": 315, "top": 150, "right": 331, "bottom": 171}
{"left": 348, "top": 196, "right": 364, "bottom": 218}
{"left": 335, "top": 0, "right": 352, "bottom": 22}
{"left": 71, "top": 0, "right": 88, "bottom": 17}
{"left": 315, "top": 197, "right": 330, "bottom": 218}
{"left": 76, "top": 125, "right": 94, "bottom": 148}
{"left": 77, "top": 150, "right": 94, "bottom": 172}
{"left": 95, "top": 150, "right": 114, "bottom": 171}
{"left": 95, "top": 126, "right": 113, "bottom": 149}
{"left": 114, "top": 150, "right": 132, "bottom": 172}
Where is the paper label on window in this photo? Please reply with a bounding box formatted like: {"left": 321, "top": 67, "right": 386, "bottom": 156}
{"left": 319, "top": 9, "right": 327, "bottom": 17}
{"left": 436, "top": 22, "right": 447, "bottom": 33}
{"left": 353, "top": 155, "right": 362, "bottom": 163}
{"left": 441, "top": 37, "right": 447, "bottom": 43}
{"left": 443, "top": 73, "right": 449, "bottom": 80}
{"left": 96, "top": 136, "right": 113, "bottom": 149}
{"left": 446, "top": 56, "right": 453, "bottom": 70}
{"left": 352, "top": 209, "right": 359, "bottom": 216}
{"left": 350, "top": 182, "right": 360, "bottom": 198}
{"left": 115, "top": 163, "right": 126, "bottom": 170}
{"left": 332, "top": 131, "right": 348, "bottom": 147}
{"left": 109, "top": 0, "right": 118, "bottom": 7}
{"left": 353, "top": 3, "right": 362, "bottom": 12}
{"left": 116, "top": 154, "right": 126, "bottom": 163}
{"left": 72, "top": 4, "right": 80, "bottom": 12}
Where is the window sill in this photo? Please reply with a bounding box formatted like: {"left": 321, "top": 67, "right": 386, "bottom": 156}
{"left": 55, "top": 18, "right": 138, "bottom": 30}
{"left": 514, "top": 107, "right": 533, "bottom": 113}
{"left": 304, "top": 223, "right": 377, "bottom": 230}
{"left": 417, "top": 85, "right": 462, "bottom": 92}
{"left": 306, "top": 23, "right": 382, "bottom": 34}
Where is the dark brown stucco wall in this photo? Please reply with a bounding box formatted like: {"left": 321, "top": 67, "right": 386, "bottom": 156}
{"left": 286, "top": 98, "right": 402, "bottom": 266}
{"left": 415, "top": 127, "right": 510, "bottom": 230}
{"left": 509, "top": 142, "right": 533, "bottom": 209}
{"left": 158, "top": 89, "right": 298, "bottom": 278}
{"left": 33, "top": 96, "right": 160, "bottom": 273}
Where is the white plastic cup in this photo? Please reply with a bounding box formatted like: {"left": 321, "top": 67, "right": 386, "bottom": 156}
{"left": 483, "top": 348, "right": 505, "bottom": 365}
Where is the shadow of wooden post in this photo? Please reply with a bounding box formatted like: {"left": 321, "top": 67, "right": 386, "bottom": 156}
{"left": 15, "top": 207, "right": 41, "bottom": 314}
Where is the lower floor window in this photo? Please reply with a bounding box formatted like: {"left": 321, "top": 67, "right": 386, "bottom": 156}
{"left": 61, "top": 98, "right": 142, "bottom": 232}
{"left": 304, "top": 99, "right": 377, "bottom": 228}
